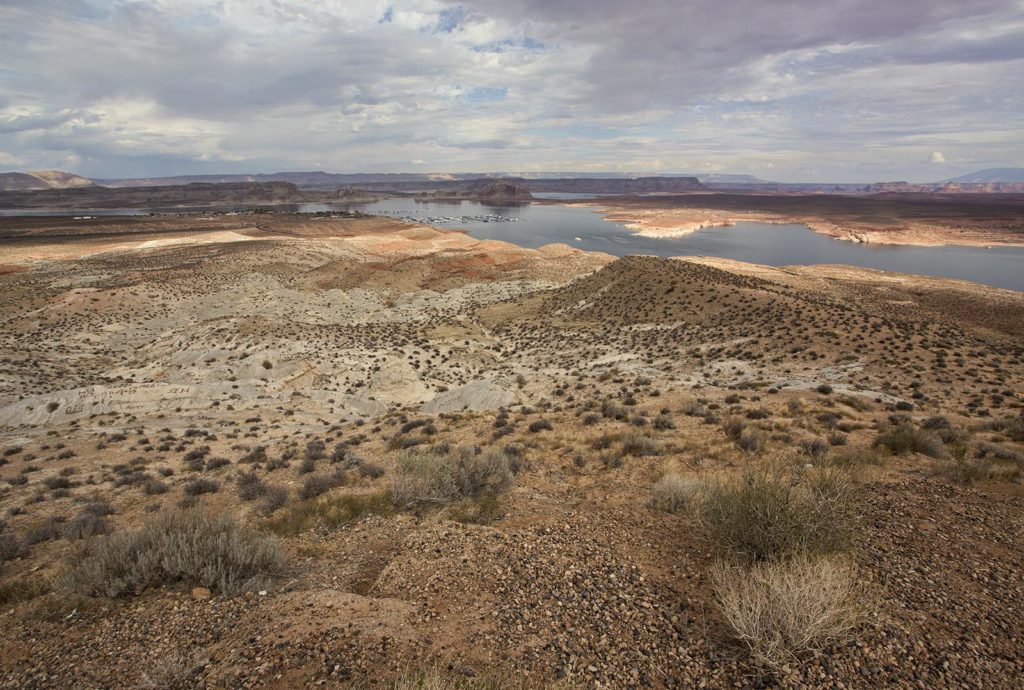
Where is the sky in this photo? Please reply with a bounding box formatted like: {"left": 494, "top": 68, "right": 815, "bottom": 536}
{"left": 1, "top": 0, "right": 1022, "bottom": 182}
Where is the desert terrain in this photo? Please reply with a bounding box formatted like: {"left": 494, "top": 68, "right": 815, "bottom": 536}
{"left": 0, "top": 212, "right": 1022, "bottom": 689}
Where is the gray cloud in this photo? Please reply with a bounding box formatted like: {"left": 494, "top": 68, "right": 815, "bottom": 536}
{"left": 0, "top": 0, "right": 1021, "bottom": 180}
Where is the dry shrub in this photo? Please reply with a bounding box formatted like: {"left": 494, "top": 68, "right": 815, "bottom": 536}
{"left": 700, "top": 466, "right": 858, "bottom": 562}
{"left": 62, "top": 512, "right": 111, "bottom": 540}
{"left": 59, "top": 507, "right": 283, "bottom": 597}
{"left": 620, "top": 431, "right": 663, "bottom": 457}
{"left": 602, "top": 401, "right": 628, "bottom": 420}
{"left": 1004, "top": 416, "right": 1024, "bottom": 443}
{"left": 236, "top": 471, "right": 268, "bottom": 501}
{"left": 724, "top": 417, "right": 763, "bottom": 453}
{"left": 651, "top": 472, "right": 700, "bottom": 514}
{"left": 359, "top": 462, "right": 386, "bottom": 479}
{"left": 873, "top": 425, "right": 948, "bottom": 459}
{"left": 299, "top": 470, "right": 345, "bottom": 499}
{"left": 393, "top": 446, "right": 513, "bottom": 508}
{"left": 711, "top": 555, "right": 873, "bottom": 667}
{"left": 256, "top": 485, "right": 288, "bottom": 515}
{"left": 143, "top": 478, "right": 169, "bottom": 495}
{"left": 182, "top": 478, "right": 219, "bottom": 496}
{"left": 683, "top": 399, "right": 707, "bottom": 417}
{"left": 652, "top": 414, "right": 676, "bottom": 430}
{"left": 0, "top": 533, "right": 25, "bottom": 568}
{"left": 527, "top": 419, "right": 553, "bottom": 433}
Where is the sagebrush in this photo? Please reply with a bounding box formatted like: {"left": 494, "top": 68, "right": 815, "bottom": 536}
{"left": 60, "top": 507, "right": 284, "bottom": 597}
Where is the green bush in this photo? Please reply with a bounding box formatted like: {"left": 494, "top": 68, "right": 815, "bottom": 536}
{"left": 700, "top": 467, "right": 858, "bottom": 562}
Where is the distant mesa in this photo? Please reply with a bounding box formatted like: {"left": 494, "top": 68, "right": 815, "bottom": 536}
{"left": 333, "top": 186, "right": 382, "bottom": 202}
{"left": 523, "top": 176, "right": 706, "bottom": 194}
{"left": 0, "top": 179, "right": 305, "bottom": 209}
{"left": 412, "top": 179, "right": 533, "bottom": 202}
{"left": 477, "top": 180, "right": 534, "bottom": 201}
{"left": 0, "top": 170, "right": 94, "bottom": 191}
{"left": 863, "top": 181, "right": 917, "bottom": 194}
{"left": 862, "top": 170, "right": 1024, "bottom": 194}
{"left": 413, "top": 176, "right": 706, "bottom": 198}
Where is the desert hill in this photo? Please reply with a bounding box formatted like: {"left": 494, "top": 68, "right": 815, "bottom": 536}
{"left": 0, "top": 214, "right": 1021, "bottom": 688}
{"left": 943, "top": 167, "right": 1024, "bottom": 184}
{"left": 0, "top": 170, "right": 94, "bottom": 191}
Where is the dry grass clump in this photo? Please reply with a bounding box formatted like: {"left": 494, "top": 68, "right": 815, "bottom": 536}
{"left": 59, "top": 507, "right": 283, "bottom": 597}
{"left": 0, "top": 576, "right": 50, "bottom": 606}
{"left": 392, "top": 445, "right": 514, "bottom": 508}
{"left": 650, "top": 472, "right": 700, "bottom": 514}
{"left": 139, "top": 649, "right": 207, "bottom": 690}
{"left": 825, "top": 448, "right": 886, "bottom": 470}
{"left": 710, "top": 555, "right": 872, "bottom": 667}
{"left": 700, "top": 466, "right": 858, "bottom": 563}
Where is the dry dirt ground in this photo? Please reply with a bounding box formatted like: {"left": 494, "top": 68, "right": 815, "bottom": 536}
{"left": 0, "top": 214, "right": 1022, "bottom": 689}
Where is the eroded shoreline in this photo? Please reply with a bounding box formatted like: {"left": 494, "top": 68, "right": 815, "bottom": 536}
{"left": 573, "top": 201, "right": 1024, "bottom": 248}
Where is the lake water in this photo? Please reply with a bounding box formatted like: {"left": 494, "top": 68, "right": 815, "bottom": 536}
{"left": 339, "top": 198, "right": 1024, "bottom": 292}
{"left": 3, "top": 198, "right": 1022, "bottom": 291}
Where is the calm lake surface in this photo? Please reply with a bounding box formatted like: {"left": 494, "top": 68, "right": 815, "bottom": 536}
{"left": 4, "top": 198, "right": 1022, "bottom": 291}
{"left": 340, "top": 198, "right": 1024, "bottom": 292}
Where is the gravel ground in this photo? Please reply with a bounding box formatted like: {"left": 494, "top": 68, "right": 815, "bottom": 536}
{"left": 1, "top": 476, "right": 1022, "bottom": 689}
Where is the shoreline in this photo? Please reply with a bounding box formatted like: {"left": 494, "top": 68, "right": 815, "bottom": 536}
{"left": 571, "top": 202, "right": 1024, "bottom": 249}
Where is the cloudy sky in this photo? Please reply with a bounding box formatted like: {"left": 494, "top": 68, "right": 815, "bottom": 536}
{"left": 1, "top": 0, "right": 1022, "bottom": 181}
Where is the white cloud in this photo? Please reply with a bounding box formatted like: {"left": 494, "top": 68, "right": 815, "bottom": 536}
{"left": 929, "top": 151, "right": 947, "bottom": 163}
{"left": 0, "top": 0, "right": 1021, "bottom": 181}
